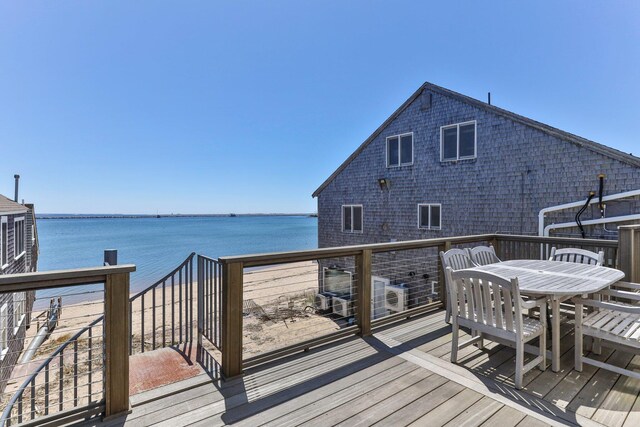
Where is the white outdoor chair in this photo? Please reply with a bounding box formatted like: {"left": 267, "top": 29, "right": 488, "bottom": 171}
{"left": 549, "top": 247, "right": 604, "bottom": 266}
{"left": 574, "top": 289, "right": 640, "bottom": 380}
{"left": 446, "top": 267, "right": 547, "bottom": 389}
{"left": 469, "top": 245, "right": 501, "bottom": 266}
{"left": 440, "top": 248, "right": 476, "bottom": 324}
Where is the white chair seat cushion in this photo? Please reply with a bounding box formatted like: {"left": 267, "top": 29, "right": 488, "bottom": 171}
{"left": 583, "top": 309, "right": 640, "bottom": 342}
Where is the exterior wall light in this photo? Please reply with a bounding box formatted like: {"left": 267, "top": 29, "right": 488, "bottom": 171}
{"left": 378, "top": 178, "right": 390, "bottom": 189}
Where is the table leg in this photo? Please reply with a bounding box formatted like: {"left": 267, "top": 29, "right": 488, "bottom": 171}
{"left": 552, "top": 298, "right": 561, "bottom": 372}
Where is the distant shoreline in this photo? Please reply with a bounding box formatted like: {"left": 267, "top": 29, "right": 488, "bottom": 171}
{"left": 37, "top": 213, "right": 318, "bottom": 220}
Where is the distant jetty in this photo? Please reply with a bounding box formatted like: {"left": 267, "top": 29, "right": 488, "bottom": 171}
{"left": 37, "top": 213, "right": 317, "bottom": 220}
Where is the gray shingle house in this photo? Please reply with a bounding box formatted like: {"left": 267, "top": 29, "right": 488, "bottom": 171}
{"left": 313, "top": 82, "right": 640, "bottom": 247}
{"left": 311, "top": 82, "right": 640, "bottom": 313}
{"left": 0, "top": 194, "right": 38, "bottom": 393}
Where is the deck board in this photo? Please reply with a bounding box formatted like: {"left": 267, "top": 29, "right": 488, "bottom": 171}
{"left": 440, "top": 396, "right": 504, "bottom": 427}
{"left": 76, "top": 308, "right": 640, "bottom": 426}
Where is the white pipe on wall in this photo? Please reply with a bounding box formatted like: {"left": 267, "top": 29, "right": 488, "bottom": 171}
{"left": 538, "top": 189, "right": 640, "bottom": 237}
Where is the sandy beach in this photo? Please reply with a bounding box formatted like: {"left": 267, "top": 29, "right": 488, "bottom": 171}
{"left": 2, "top": 260, "right": 339, "bottom": 419}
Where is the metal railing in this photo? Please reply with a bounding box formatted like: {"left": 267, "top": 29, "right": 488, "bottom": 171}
{"left": 197, "top": 255, "right": 222, "bottom": 352}
{"left": 129, "top": 253, "right": 195, "bottom": 354}
{"left": 0, "top": 265, "right": 134, "bottom": 427}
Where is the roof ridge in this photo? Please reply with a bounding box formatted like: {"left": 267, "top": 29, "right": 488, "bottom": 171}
{"left": 312, "top": 82, "right": 640, "bottom": 197}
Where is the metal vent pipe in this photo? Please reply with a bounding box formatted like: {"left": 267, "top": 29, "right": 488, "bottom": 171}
{"left": 14, "top": 174, "right": 20, "bottom": 202}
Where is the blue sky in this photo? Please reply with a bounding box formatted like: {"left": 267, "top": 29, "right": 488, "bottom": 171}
{"left": 1, "top": 2, "right": 638, "bottom": 214}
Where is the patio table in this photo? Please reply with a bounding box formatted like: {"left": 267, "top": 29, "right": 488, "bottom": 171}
{"left": 467, "top": 259, "right": 625, "bottom": 372}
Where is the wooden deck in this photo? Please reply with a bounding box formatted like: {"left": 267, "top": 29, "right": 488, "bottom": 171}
{"left": 83, "top": 309, "right": 640, "bottom": 427}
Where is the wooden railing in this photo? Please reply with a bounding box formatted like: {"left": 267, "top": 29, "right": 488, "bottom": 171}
{"left": 215, "top": 232, "right": 632, "bottom": 378}
{"left": 0, "top": 265, "right": 135, "bottom": 426}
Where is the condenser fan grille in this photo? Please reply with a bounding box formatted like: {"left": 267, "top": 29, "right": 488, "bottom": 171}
{"left": 386, "top": 290, "right": 399, "bottom": 307}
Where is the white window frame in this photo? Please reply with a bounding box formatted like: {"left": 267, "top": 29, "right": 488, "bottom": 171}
{"left": 417, "top": 203, "right": 442, "bottom": 230}
{"left": 386, "top": 132, "right": 414, "bottom": 167}
{"left": 1, "top": 216, "right": 7, "bottom": 270}
{"left": 14, "top": 216, "right": 25, "bottom": 260}
{"left": 342, "top": 204, "right": 364, "bottom": 234}
{"left": 440, "top": 120, "right": 477, "bottom": 162}
{"left": 0, "top": 303, "right": 7, "bottom": 359}
{"left": 13, "top": 292, "right": 26, "bottom": 334}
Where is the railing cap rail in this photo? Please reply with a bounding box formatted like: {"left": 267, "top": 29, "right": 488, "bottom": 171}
{"left": 218, "top": 234, "right": 497, "bottom": 267}
{"left": 0, "top": 264, "right": 136, "bottom": 292}
{"left": 218, "top": 233, "right": 618, "bottom": 267}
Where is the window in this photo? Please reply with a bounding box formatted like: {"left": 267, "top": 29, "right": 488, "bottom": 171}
{"left": 14, "top": 217, "right": 25, "bottom": 259}
{"left": 342, "top": 205, "right": 363, "bottom": 233}
{"left": 0, "top": 303, "right": 7, "bottom": 358}
{"left": 1, "top": 217, "right": 7, "bottom": 269}
{"left": 440, "top": 121, "right": 476, "bottom": 161}
{"left": 323, "top": 268, "right": 353, "bottom": 296}
{"left": 386, "top": 133, "right": 413, "bottom": 167}
{"left": 418, "top": 204, "right": 442, "bottom": 230}
{"left": 13, "top": 292, "right": 25, "bottom": 332}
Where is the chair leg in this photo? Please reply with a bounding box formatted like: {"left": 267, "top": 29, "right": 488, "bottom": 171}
{"left": 539, "top": 304, "right": 547, "bottom": 370}
{"left": 575, "top": 302, "right": 583, "bottom": 372}
{"left": 472, "top": 330, "right": 484, "bottom": 350}
{"left": 539, "top": 333, "right": 547, "bottom": 371}
{"left": 515, "top": 339, "right": 524, "bottom": 389}
{"left": 593, "top": 337, "right": 602, "bottom": 355}
{"left": 451, "top": 319, "right": 459, "bottom": 363}
{"left": 445, "top": 299, "right": 451, "bottom": 324}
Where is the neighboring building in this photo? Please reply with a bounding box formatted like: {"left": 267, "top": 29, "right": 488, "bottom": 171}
{"left": 312, "top": 82, "right": 640, "bottom": 311}
{"left": 0, "top": 193, "right": 38, "bottom": 393}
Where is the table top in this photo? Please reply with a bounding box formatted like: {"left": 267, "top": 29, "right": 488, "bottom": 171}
{"left": 467, "top": 259, "right": 625, "bottom": 296}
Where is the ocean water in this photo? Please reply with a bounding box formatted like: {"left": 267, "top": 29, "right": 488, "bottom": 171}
{"left": 37, "top": 216, "right": 318, "bottom": 296}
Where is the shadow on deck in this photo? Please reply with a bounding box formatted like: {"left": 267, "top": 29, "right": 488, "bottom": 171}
{"left": 83, "top": 309, "right": 640, "bottom": 427}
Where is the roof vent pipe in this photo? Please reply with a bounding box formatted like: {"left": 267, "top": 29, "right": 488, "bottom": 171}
{"left": 487, "top": 92, "right": 491, "bottom": 105}
{"left": 14, "top": 174, "right": 20, "bottom": 202}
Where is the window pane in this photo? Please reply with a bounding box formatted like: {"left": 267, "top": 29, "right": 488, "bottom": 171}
{"left": 459, "top": 124, "right": 475, "bottom": 158}
{"left": 353, "top": 206, "right": 362, "bottom": 232}
{"left": 442, "top": 127, "right": 458, "bottom": 160}
{"left": 387, "top": 137, "right": 399, "bottom": 166}
{"left": 419, "top": 206, "right": 429, "bottom": 228}
{"left": 343, "top": 206, "right": 352, "bottom": 232}
{"left": 431, "top": 205, "right": 441, "bottom": 228}
{"left": 400, "top": 135, "right": 412, "bottom": 164}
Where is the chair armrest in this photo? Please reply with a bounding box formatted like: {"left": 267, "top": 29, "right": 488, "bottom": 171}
{"left": 610, "top": 281, "right": 640, "bottom": 292}
{"left": 573, "top": 297, "right": 640, "bottom": 314}
{"left": 599, "top": 289, "right": 640, "bottom": 301}
{"left": 520, "top": 297, "right": 547, "bottom": 310}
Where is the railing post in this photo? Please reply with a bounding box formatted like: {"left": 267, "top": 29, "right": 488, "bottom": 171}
{"left": 438, "top": 241, "right": 451, "bottom": 310}
{"left": 356, "top": 249, "right": 372, "bottom": 336}
{"left": 222, "top": 261, "right": 243, "bottom": 379}
{"left": 618, "top": 225, "right": 640, "bottom": 282}
{"left": 491, "top": 234, "right": 500, "bottom": 258}
{"left": 104, "top": 249, "right": 118, "bottom": 266}
{"left": 104, "top": 272, "right": 131, "bottom": 418}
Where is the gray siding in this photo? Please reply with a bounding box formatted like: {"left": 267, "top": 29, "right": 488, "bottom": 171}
{"left": 0, "top": 210, "right": 36, "bottom": 393}
{"left": 317, "top": 89, "right": 640, "bottom": 249}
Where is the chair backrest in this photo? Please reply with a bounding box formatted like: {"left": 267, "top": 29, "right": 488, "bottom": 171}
{"left": 440, "top": 248, "right": 475, "bottom": 272}
{"left": 446, "top": 267, "right": 523, "bottom": 334}
{"left": 549, "top": 247, "right": 604, "bottom": 266}
{"left": 469, "top": 245, "right": 501, "bottom": 266}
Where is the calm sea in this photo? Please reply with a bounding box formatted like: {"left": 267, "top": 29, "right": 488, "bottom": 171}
{"left": 36, "top": 216, "right": 318, "bottom": 299}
